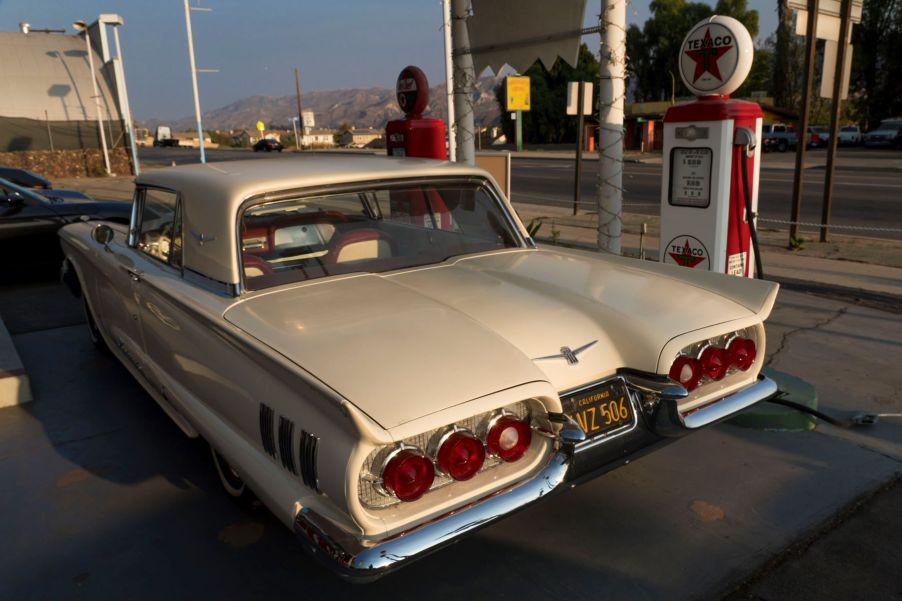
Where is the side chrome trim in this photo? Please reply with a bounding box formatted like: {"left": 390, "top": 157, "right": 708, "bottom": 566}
{"left": 652, "top": 374, "right": 778, "bottom": 437}
{"left": 294, "top": 448, "right": 570, "bottom": 582}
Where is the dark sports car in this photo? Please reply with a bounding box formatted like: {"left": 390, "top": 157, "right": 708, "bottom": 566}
{"left": 0, "top": 166, "right": 96, "bottom": 202}
{"left": 253, "top": 138, "right": 284, "bottom": 152}
{"left": 0, "top": 177, "right": 131, "bottom": 280}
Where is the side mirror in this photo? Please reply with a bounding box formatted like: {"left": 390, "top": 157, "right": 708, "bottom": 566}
{"left": 92, "top": 223, "right": 114, "bottom": 247}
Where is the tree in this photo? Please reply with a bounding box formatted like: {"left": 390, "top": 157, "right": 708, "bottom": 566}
{"left": 494, "top": 43, "right": 600, "bottom": 144}
{"left": 851, "top": 0, "right": 902, "bottom": 128}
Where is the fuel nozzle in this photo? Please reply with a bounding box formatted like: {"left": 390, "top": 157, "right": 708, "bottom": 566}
{"left": 734, "top": 127, "right": 757, "bottom": 157}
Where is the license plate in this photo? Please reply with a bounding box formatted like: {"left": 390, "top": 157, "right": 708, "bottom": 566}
{"left": 562, "top": 379, "right": 633, "bottom": 440}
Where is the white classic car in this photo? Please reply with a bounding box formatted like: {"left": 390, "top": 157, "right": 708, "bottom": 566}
{"left": 59, "top": 156, "right": 779, "bottom": 580}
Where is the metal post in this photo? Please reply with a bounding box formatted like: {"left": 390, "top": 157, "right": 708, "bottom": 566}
{"left": 111, "top": 24, "right": 140, "bottom": 175}
{"left": 183, "top": 0, "right": 205, "bottom": 164}
{"left": 295, "top": 67, "right": 304, "bottom": 150}
{"left": 44, "top": 110, "right": 54, "bottom": 151}
{"left": 451, "top": 0, "right": 476, "bottom": 165}
{"left": 820, "top": 0, "right": 852, "bottom": 243}
{"left": 442, "top": 0, "right": 457, "bottom": 162}
{"left": 573, "top": 81, "right": 585, "bottom": 215}
{"left": 515, "top": 110, "right": 523, "bottom": 152}
{"left": 78, "top": 25, "right": 111, "bottom": 174}
{"left": 597, "top": 0, "right": 625, "bottom": 254}
{"left": 789, "top": 0, "right": 819, "bottom": 244}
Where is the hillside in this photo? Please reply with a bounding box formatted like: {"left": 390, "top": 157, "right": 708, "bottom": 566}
{"left": 140, "top": 76, "right": 502, "bottom": 131}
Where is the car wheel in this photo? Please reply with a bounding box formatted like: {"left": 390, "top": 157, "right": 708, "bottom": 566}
{"left": 211, "top": 445, "right": 248, "bottom": 498}
{"left": 83, "top": 297, "right": 109, "bottom": 353}
{"left": 777, "top": 140, "right": 787, "bottom": 152}
{"left": 277, "top": 149, "right": 282, "bottom": 153}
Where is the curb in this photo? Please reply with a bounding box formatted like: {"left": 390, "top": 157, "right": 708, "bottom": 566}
{"left": 0, "top": 315, "right": 31, "bottom": 407}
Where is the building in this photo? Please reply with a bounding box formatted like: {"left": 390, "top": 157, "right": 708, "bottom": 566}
{"left": 337, "top": 128, "right": 384, "bottom": 148}
{"left": 0, "top": 16, "right": 134, "bottom": 154}
{"left": 301, "top": 128, "right": 335, "bottom": 147}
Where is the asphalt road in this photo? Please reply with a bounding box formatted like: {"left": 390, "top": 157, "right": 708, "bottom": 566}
{"left": 137, "top": 146, "right": 902, "bottom": 240}
{"left": 510, "top": 150, "right": 902, "bottom": 241}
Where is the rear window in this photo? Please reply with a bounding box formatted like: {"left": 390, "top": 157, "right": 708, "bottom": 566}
{"left": 240, "top": 180, "right": 521, "bottom": 290}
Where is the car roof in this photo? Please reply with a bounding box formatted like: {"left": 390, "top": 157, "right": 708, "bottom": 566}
{"left": 135, "top": 155, "right": 499, "bottom": 286}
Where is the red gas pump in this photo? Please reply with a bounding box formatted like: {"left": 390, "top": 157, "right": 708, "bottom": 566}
{"left": 386, "top": 66, "right": 447, "bottom": 160}
{"left": 659, "top": 17, "right": 763, "bottom": 278}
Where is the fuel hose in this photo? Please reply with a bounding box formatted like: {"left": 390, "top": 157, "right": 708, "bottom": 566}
{"left": 739, "top": 150, "right": 764, "bottom": 279}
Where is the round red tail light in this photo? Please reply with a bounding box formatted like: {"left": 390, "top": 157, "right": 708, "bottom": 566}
{"left": 727, "top": 337, "right": 757, "bottom": 371}
{"left": 486, "top": 416, "right": 532, "bottom": 462}
{"left": 436, "top": 431, "right": 486, "bottom": 481}
{"left": 669, "top": 355, "right": 702, "bottom": 391}
{"left": 382, "top": 449, "right": 434, "bottom": 502}
{"left": 699, "top": 346, "right": 730, "bottom": 381}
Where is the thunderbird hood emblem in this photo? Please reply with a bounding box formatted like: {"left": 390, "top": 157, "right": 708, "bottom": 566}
{"left": 533, "top": 340, "right": 598, "bottom": 365}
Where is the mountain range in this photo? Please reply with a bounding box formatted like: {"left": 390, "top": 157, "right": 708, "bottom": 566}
{"left": 140, "top": 76, "right": 503, "bottom": 132}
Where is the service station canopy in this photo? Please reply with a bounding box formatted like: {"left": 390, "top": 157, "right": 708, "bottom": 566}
{"left": 466, "top": 0, "right": 587, "bottom": 74}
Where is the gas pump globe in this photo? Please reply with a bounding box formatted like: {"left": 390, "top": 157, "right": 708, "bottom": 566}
{"left": 659, "top": 16, "right": 762, "bottom": 278}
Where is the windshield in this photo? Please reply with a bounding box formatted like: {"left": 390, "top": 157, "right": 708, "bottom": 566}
{"left": 240, "top": 179, "right": 522, "bottom": 290}
{"left": 0, "top": 177, "right": 49, "bottom": 204}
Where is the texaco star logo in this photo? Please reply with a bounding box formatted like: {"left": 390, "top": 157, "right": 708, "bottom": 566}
{"left": 665, "top": 236, "right": 710, "bottom": 269}
{"left": 684, "top": 28, "right": 733, "bottom": 83}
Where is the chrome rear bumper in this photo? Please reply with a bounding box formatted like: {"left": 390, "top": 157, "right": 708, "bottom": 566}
{"left": 294, "top": 374, "right": 778, "bottom": 582}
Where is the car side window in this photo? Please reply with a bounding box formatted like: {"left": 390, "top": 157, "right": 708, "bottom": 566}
{"left": 136, "top": 188, "right": 181, "bottom": 268}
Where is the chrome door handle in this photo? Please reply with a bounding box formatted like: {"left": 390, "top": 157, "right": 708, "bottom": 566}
{"left": 123, "top": 266, "right": 143, "bottom": 282}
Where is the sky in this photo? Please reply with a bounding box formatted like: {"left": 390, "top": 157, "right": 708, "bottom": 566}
{"left": 0, "top": 0, "right": 779, "bottom": 121}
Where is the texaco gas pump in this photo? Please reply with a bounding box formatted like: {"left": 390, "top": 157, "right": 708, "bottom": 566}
{"left": 659, "top": 16, "right": 763, "bottom": 278}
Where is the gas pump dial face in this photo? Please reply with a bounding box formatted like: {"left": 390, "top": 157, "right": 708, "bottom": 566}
{"left": 679, "top": 16, "right": 753, "bottom": 97}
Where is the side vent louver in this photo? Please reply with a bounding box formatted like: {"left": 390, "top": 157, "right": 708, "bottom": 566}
{"left": 278, "top": 416, "right": 298, "bottom": 474}
{"left": 259, "top": 404, "right": 276, "bottom": 457}
{"left": 299, "top": 430, "right": 319, "bottom": 491}
{"left": 260, "top": 404, "right": 318, "bottom": 492}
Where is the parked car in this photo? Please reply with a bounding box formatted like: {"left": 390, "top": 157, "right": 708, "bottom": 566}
{"left": 253, "top": 138, "right": 284, "bottom": 152}
{"left": 0, "top": 166, "right": 95, "bottom": 202}
{"left": 863, "top": 119, "right": 902, "bottom": 147}
{"left": 0, "top": 177, "right": 130, "bottom": 279}
{"left": 58, "top": 157, "right": 779, "bottom": 581}
{"left": 837, "top": 125, "right": 861, "bottom": 145}
{"left": 761, "top": 123, "right": 797, "bottom": 152}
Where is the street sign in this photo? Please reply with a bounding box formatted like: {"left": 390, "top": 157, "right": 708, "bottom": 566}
{"left": 505, "top": 76, "right": 531, "bottom": 112}
{"left": 820, "top": 40, "right": 853, "bottom": 99}
{"left": 256, "top": 120, "right": 265, "bottom": 132}
{"left": 566, "top": 81, "right": 593, "bottom": 115}
{"left": 788, "top": 0, "right": 862, "bottom": 23}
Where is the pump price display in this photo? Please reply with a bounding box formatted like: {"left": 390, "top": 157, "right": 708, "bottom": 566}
{"left": 670, "top": 147, "right": 712, "bottom": 208}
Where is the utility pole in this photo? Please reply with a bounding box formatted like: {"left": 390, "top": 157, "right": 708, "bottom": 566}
{"left": 820, "top": 0, "right": 852, "bottom": 242}
{"left": 789, "top": 0, "right": 819, "bottom": 244}
{"left": 451, "top": 0, "right": 476, "bottom": 165}
{"left": 110, "top": 20, "right": 140, "bottom": 175}
{"left": 183, "top": 0, "right": 210, "bottom": 164}
{"left": 597, "top": 0, "right": 626, "bottom": 254}
{"left": 295, "top": 67, "right": 304, "bottom": 150}
{"left": 441, "top": 0, "right": 457, "bottom": 162}
{"left": 73, "top": 20, "right": 111, "bottom": 175}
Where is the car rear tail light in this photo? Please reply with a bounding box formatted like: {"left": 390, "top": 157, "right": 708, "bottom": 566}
{"left": 381, "top": 449, "right": 435, "bottom": 502}
{"left": 669, "top": 355, "right": 703, "bottom": 391}
{"left": 727, "top": 337, "right": 757, "bottom": 371}
{"left": 486, "top": 416, "right": 532, "bottom": 462}
{"left": 699, "top": 346, "right": 730, "bottom": 381}
{"left": 436, "top": 431, "right": 486, "bottom": 481}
